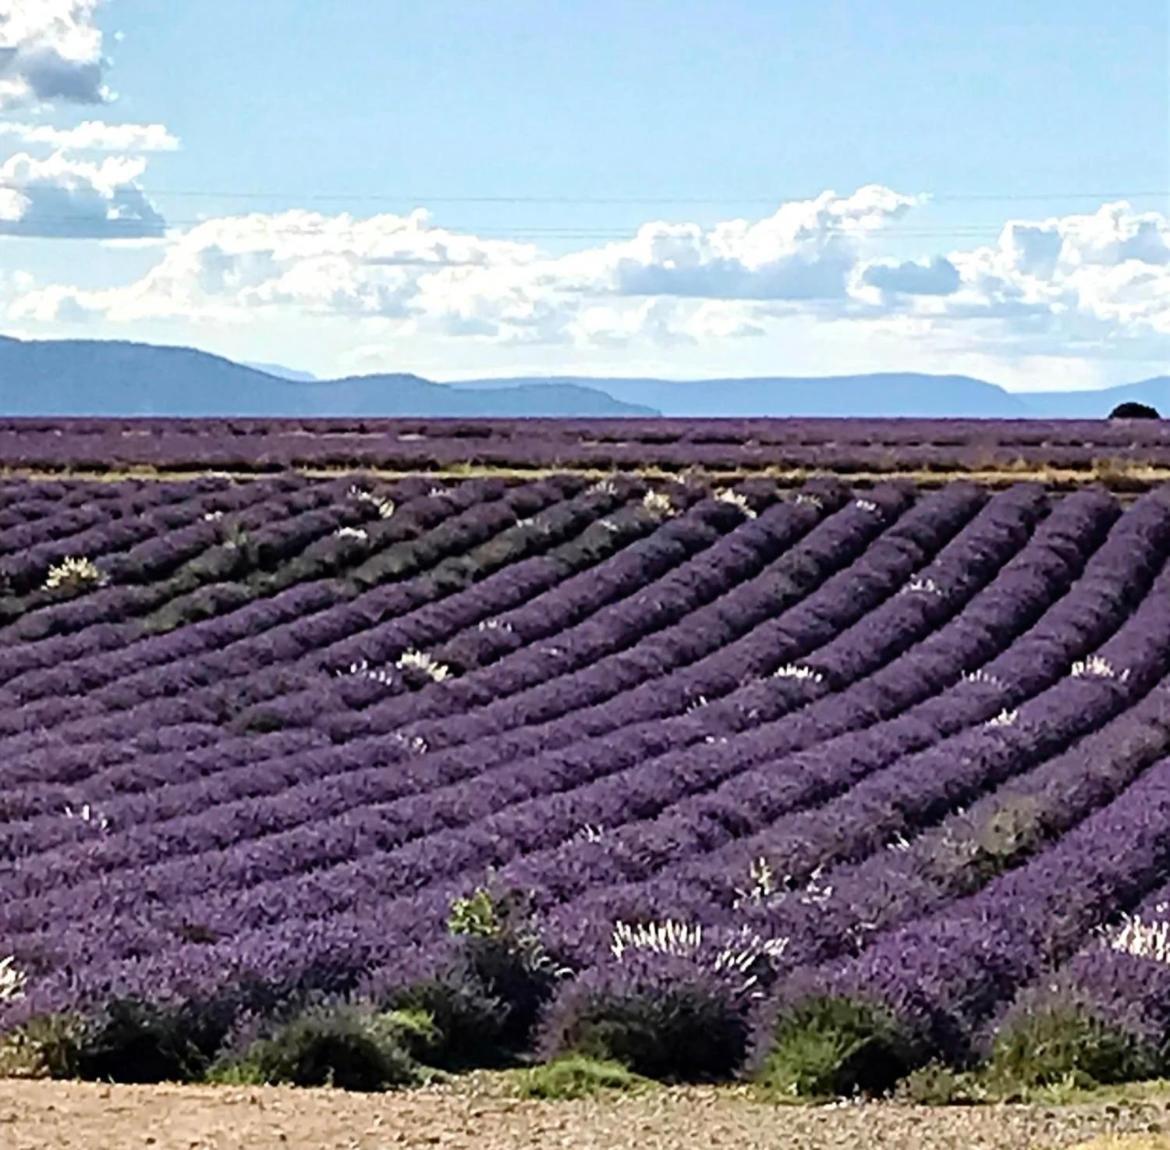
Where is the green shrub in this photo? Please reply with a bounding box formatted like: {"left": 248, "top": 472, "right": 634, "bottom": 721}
{"left": 987, "top": 1004, "right": 1159, "bottom": 1093}
{"left": 366, "top": 1008, "right": 442, "bottom": 1065}
{"left": 207, "top": 1004, "right": 419, "bottom": 1092}
{"left": 444, "top": 885, "right": 567, "bottom": 1058}
{"left": 387, "top": 969, "right": 512, "bottom": 1070}
{"left": 755, "top": 996, "right": 916, "bottom": 1101}
{"left": 517, "top": 1055, "right": 652, "bottom": 1100}
{"left": 16, "top": 999, "right": 220, "bottom": 1083}
{"left": 0, "top": 1013, "right": 87, "bottom": 1079}
{"left": 540, "top": 961, "right": 752, "bottom": 1082}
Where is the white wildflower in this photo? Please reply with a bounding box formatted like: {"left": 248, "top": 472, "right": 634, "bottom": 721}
{"left": 685, "top": 695, "right": 709, "bottom": 714}
{"left": 758, "top": 865, "right": 835, "bottom": 909}
{"left": 733, "top": 856, "right": 777, "bottom": 907}
{"left": 713, "top": 927, "right": 789, "bottom": 977}
{"left": 854, "top": 498, "right": 880, "bottom": 513}
{"left": 349, "top": 486, "right": 396, "bottom": 518}
{"left": 794, "top": 492, "right": 824, "bottom": 509}
{"left": 63, "top": 803, "right": 109, "bottom": 831}
{"left": 985, "top": 708, "right": 1019, "bottom": 728}
{"left": 610, "top": 919, "right": 703, "bottom": 961}
{"left": 899, "top": 575, "right": 943, "bottom": 597}
{"left": 0, "top": 956, "right": 26, "bottom": 1002}
{"left": 886, "top": 832, "right": 912, "bottom": 852}
{"left": 476, "top": 618, "right": 514, "bottom": 633}
{"left": 577, "top": 824, "right": 604, "bottom": 844}
{"left": 1106, "top": 911, "right": 1170, "bottom": 965}
{"left": 427, "top": 486, "right": 446, "bottom": 499}
{"left": 598, "top": 517, "right": 621, "bottom": 532}
{"left": 609, "top": 920, "right": 786, "bottom": 990}
{"left": 43, "top": 556, "right": 105, "bottom": 591}
{"left": 391, "top": 732, "right": 429, "bottom": 755}
{"left": 335, "top": 657, "right": 394, "bottom": 685}
{"left": 202, "top": 510, "right": 224, "bottom": 522}
{"left": 334, "top": 526, "right": 369, "bottom": 541}
{"left": 1071, "top": 656, "right": 1130, "bottom": 681}
{"left": 715, "top": 489, "right": 757, "bottom": 518}
{"left": 396, "top": 649, "right": 452, "bottom": 683}
{"left": 589, "top": 479, "right": 618, "bottom": 497}
{"left": 773, "top": 663, "right": 825, "bottom": 684}
{"left": 642, "top": 490, "right": 676, "bottom": 518}
{"left": 962, "top": 669, "right": 1006, "bottom": 690}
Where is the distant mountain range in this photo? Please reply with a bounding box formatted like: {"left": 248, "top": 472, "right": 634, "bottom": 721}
{"left": 0, "top": 337, "right": 655, "bottom": 418}
{"left": 0, "top": 333, "right": 1166, "bottom": 419}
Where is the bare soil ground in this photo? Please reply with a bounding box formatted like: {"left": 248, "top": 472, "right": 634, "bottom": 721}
{"left": 3, "top": 1079, "right": 1170, "bottom": 1150}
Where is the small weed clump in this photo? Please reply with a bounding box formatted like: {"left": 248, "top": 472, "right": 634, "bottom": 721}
{"left": 516, "top": 1054, "right": 653, "bottom": 1100}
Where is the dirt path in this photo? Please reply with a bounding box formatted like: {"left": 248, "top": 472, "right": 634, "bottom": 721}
{"left": 2, "top": 1079, "right": 1170, "bottom": 1150}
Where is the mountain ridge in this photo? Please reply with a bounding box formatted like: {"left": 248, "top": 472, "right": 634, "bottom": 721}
{"left": 0, "top": 334, "right": 1165, "bottom": 419}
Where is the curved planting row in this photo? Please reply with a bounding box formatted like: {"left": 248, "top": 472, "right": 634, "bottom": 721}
{"left": 6, "top": 472, "right": 1170, "bottom": 1097}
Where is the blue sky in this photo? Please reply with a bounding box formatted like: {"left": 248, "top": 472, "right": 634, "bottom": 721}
{"left": 0, "top": 0, "right": 1166, "bottom": 388}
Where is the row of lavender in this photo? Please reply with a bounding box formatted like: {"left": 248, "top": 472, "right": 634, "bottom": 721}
{"left": 3, "top": 417, "right": 1170, "bottom": 476}
{"left": 1, "top": 471, "right": 1170, "bottom": 1090}
{"left": 11, "top": 416, "right": 1170, "bottom": 446}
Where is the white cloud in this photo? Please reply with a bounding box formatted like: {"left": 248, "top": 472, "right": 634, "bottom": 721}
{"left": 0, "top": 150, "right": 164, "bottom": 238}
{"left": 0, "top": 0, "right": 109, "bottom": 110}
{"left": 860, "top": 255, "right": 961, "bottom": 296}
{"left": 7, "top": 189, "right": 1168, "bottom": 372}
{"left": 0, "top": 120, "right": 178, "bottom": 151}
{"left": 875, "top": 201, "right": 1170, "bottom": 353}
{"left": 557, "top": 185, "right": 922, "bottom": 301}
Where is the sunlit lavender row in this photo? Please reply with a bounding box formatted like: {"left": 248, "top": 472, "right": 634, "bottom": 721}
{"left": 4, "top": 468, "right": 1170, "bottom": 1093}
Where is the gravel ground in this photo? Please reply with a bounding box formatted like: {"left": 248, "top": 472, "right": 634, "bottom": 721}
{"left": 3, "top": 1079, "right": 1170, "bottom": 1150}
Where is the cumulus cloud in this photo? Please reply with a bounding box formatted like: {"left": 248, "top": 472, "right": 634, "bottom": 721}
{"left": 0, "top": 0, "right": 109, "bottom": 110}
{"left": 911, "top": 201, "right": 1170, "bottom": 347}
{"left": 561, "top": 185, "right": 922, "bottom": 301}
{"left": 861, "top": 255, "right": 961, "bottom": 296}
{"left": 8, "top": 208, "right": 537, "bottom": 322}
{"left": 0, "top": 150, "right": 164, "bottom": 238}
{"left": 7, "top": 188, "right": 1168, "bottom": 366}
{"left": 0, "top": 120, "right": 178, "bottom": 151}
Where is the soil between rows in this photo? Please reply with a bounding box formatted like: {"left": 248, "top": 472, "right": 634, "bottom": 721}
{"left": 3, "top": 1079, "right": 1170, "bottom": 1150}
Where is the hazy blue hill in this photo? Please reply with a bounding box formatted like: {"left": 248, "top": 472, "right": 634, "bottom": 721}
{"left": 243, "top": 361, "right": 319, "bottom": 382}
{"left": 0, "top": 336, "right": 656, "bottom": 417}
{"left": 453, "top": 372, "right": 1030, "bottom": 417}
{"left": 1, "top": 334, "right": 1165, "bottom": 418}
{"left": 1019, "top": 378, "right": 1170, "bottom": 419}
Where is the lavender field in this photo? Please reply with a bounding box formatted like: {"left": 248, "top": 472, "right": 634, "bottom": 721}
{"left": 6, "top": 416, "right": 1170, "bottom": 478}
{"left": 3, "top": 454, "right": 1170, "bottom": 1096}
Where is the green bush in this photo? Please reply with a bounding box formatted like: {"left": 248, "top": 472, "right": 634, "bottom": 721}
{"left": 755, "top": 996, "right": 916, "bottom": 1101}
{"left": 987, "top": 1003, "right": 1159, "bottom": 1093}
{"left": 384, "top": 965, "right": 514, "bottom": 1070}
{"left": 431, "top": 884, "right": 567, "bottom": 1062}
{"left": 540, "top": 964, "right": 752, "bottom": 1082}
{"left": 3, "top": 999, "right": 223, "bottom": 1083}
{"left": 207, "top": 1004, "right": 419, "bottom": 1092}
{"left": 0, "top": 1013, "right": 88, "bottom": 1079}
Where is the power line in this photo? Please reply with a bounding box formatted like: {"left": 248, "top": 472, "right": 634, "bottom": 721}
{"left": 0, "top": 179, "right": 1166, "bottom": 205}
{"left": 1, "top": 219, "right": 1078, "bottom": 240}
